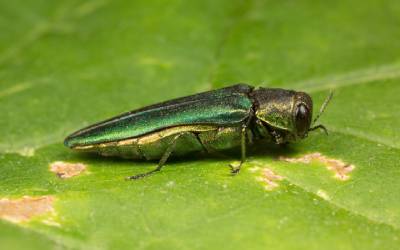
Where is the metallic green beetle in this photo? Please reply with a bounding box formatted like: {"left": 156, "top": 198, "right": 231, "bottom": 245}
{"left": 64, "top": 84, "right": 332, "bottom": 179}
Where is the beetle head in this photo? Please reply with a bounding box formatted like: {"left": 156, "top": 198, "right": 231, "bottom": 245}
{"left": 252, "top": 88, "right": 314, "bottom": 143}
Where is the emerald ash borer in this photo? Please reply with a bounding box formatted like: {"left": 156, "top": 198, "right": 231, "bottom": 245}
{"left": 64, "top": 84, "right": 332, "bottom": 180}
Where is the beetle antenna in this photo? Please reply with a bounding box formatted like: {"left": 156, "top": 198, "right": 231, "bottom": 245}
{"left": 309, "top": 91, "right": 333, "bottom": 135}
{"left": 312, "top": 90, "right": 333, "bottom": 125}
{"left": 309, "top": 124, "right": 328, "bottom": 135}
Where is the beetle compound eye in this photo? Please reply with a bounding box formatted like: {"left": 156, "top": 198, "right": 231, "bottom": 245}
{"left": 295, "top": 104, "right": 311, "bottom": 137}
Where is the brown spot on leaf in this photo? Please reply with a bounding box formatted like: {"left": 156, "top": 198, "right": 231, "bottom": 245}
{"left": 256, "top": 168, "right": 284, "bottom": 191}
{"left": 279, "top": 153, "right": 355, "bottom": 181}
{"left": 0, "top": 196, "right": 55, "bottom": 223}
{"left": 50, "top": 161, "right": 87, "bottom": 179}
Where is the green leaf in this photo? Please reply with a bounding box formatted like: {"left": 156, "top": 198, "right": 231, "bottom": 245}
{"left": 1, "top": 0, "right": 400, "bottom": 249}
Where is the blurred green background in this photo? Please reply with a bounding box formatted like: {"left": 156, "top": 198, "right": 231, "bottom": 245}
{"left": 1, "top": 0, "right": 400, "bottom": 249}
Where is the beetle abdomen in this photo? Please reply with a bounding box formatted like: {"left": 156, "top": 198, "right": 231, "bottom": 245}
{"left": 72, "top": 125, "right": 247, "bottom": 160}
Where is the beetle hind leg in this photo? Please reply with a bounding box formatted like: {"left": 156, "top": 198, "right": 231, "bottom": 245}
{"left": 127, "top": 133, "right": 182, "bottom": 180}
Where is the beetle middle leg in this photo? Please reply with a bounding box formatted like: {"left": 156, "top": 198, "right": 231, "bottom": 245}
{"left": 127, "top": 133, "right": 185, "bottom": 180}
{"left": 229, "top": 125, "right": 247, "bottom": 174}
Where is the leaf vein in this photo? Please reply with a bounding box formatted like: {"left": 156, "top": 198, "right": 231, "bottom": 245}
{"left": 292, "top": 62, "right": 400, "bottom": 93}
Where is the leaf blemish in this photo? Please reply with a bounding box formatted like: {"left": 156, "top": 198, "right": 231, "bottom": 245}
{"left": 279, "top": 153, "right": 355, "bottom": 181}
{"left": 50, "top": 161, "right": 87, "bottom": 179}
{"left": 0, "top": 196, "right": 56, "bottom": 224}
{"left": 316, "top": 189, "right": 330, "bottom": 200}
{"left": 17, "top": 147, "right": 35, "bottom": 157}
{"left": 255, "top": 168, "right": 284, "bottom": 191}
{"left": 166, "top": 181, "right": 175, "bottom": 187}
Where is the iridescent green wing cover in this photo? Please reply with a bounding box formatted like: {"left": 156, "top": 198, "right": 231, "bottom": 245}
{"left": 65, "top": 84, "right": 254, "bottom": 147}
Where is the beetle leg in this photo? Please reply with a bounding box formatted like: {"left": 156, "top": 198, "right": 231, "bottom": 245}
{"left": 229, "top": 125, "right": 247, "bottom": 174}
{"left": 127, "top": 133, "right": 183, "bottom": 180}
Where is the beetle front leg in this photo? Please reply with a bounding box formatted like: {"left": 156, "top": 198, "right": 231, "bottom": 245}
{"left": 229, "top": 125, "right": 247, "bottom": 174}
{"left": 127, "top": 133, "right": 182, "bottom": 180}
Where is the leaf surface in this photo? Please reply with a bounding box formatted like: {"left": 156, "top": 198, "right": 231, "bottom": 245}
{"left": 1, "top": 0, "right": 400, "bottom": 249}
